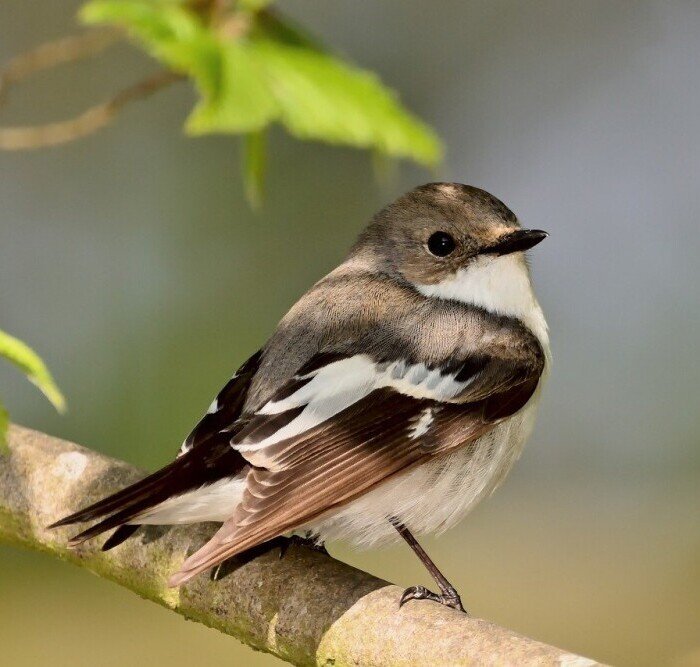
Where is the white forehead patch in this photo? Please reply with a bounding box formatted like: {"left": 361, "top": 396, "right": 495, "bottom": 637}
{"left": 436, "top": 183, "right": 460, "bottom": 196}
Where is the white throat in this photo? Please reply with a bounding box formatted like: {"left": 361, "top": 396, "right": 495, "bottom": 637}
{"left": 414, "top": 254, "right": 550, "bottom": 350}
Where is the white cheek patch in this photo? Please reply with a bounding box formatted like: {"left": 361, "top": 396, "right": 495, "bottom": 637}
{"left": 413, "top": 254, "right": 549, "bottom": 348}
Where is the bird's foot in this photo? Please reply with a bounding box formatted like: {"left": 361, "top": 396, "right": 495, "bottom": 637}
{"left": 399, "top": 584, "right": 467, "bottom": 614}
{"left": 277, "top": 533, "right": 329, "bottom": 559}
{"left": 209, "top": 534, "right": 328, "bottom": 580}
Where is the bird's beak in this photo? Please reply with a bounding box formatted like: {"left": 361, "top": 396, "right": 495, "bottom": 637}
{"left": 484, "top": 229, "right": 548, "bottom": 256}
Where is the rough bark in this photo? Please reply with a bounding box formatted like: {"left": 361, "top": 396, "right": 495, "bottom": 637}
{"left": 0, "top": 425, "right": 602, "bottom": 666}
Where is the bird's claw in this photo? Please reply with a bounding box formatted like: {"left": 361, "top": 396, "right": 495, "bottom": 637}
{"left": 399, "top": 584, "right": 467, "bottom": 614}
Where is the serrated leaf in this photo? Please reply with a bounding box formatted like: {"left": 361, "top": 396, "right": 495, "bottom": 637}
{"left": 83, "top": 2, "right": 278, "bottom": 133}
{"left": 0, "top": 400, "right": 8, "bottom": 455}
{"left": 0, "top": 329, "right": 66, "bottom": 413}
{"left": 185, "top": 40, "right": 278, "bottom": 134}
{"left": 247, "top": 38, "right": 442, "bottom": 167}
{"left": 80, "top": 1, "right": 443, "bottom": 166}
{"left": 243, "top": 129, "right": 266, "bottom": 209}
{"left": 81, "top": 1, "right": 211, "bottom": 73}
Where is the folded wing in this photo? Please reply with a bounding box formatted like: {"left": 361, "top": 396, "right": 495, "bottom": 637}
{"left": 51, "top": 351, "right": 262, "bottom": 546}
{"left": 169, "top": 347, "right": 543, "bottom": 585}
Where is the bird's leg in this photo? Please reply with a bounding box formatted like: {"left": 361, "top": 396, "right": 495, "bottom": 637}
{"left": 390, "top": 518, "right": 467, "bottom": 614}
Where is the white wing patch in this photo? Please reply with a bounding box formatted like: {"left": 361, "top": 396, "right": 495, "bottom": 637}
{"left": 235, "top": 354, "right": 478, "bottom": 454}
{"left": 381, "top": 359, "right": 472, "bottom": 400}
{"left": 178, "top": 370, "right": 240, "bottom": 456}
{"left": 409, "top": 407, "right": 435, "bottom": 440}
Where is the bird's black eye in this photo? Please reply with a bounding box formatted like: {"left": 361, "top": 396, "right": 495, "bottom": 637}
{"left": 427, "top": 231, "right": 456, "bottom": 257}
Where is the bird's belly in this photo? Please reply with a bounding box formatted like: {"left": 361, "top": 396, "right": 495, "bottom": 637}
{"left": 307, "top": 398, "right": 540, "bottom": 547}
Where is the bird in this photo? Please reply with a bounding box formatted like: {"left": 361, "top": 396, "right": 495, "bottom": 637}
{"left": 51, "top": 182, "right": 549, "bottom": 613}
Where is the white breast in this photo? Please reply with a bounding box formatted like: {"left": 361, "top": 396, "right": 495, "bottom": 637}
{"left": 305, "top": 253, "right": 550, "bottom": 546}
{"left": 414, "top": 253, "right": 550, "bottom": 352}
{"left": 307, "top": 394, "right": 541, "bottom": 546}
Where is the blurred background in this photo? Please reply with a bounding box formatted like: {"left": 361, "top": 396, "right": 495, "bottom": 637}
{"left": 1, "top": 1, "right": 699, "bottom": 665}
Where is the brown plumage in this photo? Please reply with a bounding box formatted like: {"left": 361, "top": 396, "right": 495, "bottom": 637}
{"left": 52, "top": 183, "right": 549, "bottom": 611}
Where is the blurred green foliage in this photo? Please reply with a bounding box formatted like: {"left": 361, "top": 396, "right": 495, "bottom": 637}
{"left": 0, "top": 329, "right": 65, "bottom": 450}
{"left": 0, "top": 0, "right": 443, "bottom": 438}
{"left": 81, "top": 0, "right": 442, "bottom": 201}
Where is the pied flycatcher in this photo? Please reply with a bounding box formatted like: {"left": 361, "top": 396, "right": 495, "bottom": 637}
{"left": 52, "top": 183, "right": 549, "bottom": 612}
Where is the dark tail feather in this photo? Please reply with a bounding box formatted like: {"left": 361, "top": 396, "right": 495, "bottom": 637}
{"left": 101, "top": 524, "right": 140, "bottom": 551}
{"left": 49, "top": 435, "right": 248, "bottom": 547}
{"left": 48, "top": 464, "right": 176, "bottom": 529}
{"left": 68, "top": 504, "right": 153, "bottom": 547}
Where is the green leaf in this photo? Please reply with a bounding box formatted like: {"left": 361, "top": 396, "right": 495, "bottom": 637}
{"left": 82, "top": 1, "right": 278, "bottom": 133}
{"left": 81, "top": 1, "right": 211, "bottom": 71}
{"left": 253, "top": 10, "right": 324, "bottom": 52}
{"left": 80, "top": 1, "right": 443, "bottom": 166}
{"left": 0, "top": 400, "right": 8, "bottom": 455}
{"left": 185, "top": 40, "right": 278, "bottom": 134}
{"left": 242, "top": 129, "right": 266, "bottom": 209}
{"left": 242, "top": 38, "right": 442, "bottom": 167}
{"left": 81, "top": 1, "right": 200, "bottom": 52}
{"left": 0, "top": 329, "right": 66, "bottom": 413}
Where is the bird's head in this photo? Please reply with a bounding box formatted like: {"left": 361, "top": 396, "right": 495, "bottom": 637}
{"left": 360, "top": 182, "right": 547, "bottom": 287}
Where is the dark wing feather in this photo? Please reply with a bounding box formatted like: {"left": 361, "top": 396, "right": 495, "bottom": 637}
{"left": 169, "top": 347, "right": 543, "bottom": 585}
{"left": 179, "top": 349, "right": 262, "bottom": 455}
{"left": 101, "top": 524, "right": 139, "bottom": 551}
{"left": 51, "top": 351, "right": 262, "bottom": 546}
{"left": 58, "top": 433, "right": 246, "bottom": 546}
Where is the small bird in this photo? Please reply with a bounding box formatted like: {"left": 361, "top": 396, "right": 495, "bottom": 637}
{"left": 52, "top": 183, "right": 549, "bottom": 612}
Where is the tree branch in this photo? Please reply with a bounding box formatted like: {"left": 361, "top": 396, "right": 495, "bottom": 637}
{"left": 0, "top": 425, "right": 602, "bottom": 666}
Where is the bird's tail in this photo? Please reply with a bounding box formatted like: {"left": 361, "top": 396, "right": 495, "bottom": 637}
{"left": 49, "top": 435, "right": 247, "bottom": 548}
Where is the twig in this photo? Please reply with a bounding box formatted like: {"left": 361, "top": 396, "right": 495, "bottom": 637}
{"left": 0, "top": 425, "right": 604, "bottom": 666}
{"left": 0, "top": 28, "right": 122, "bottom": 107}
{"left": 0, "top": 70, "right": 183, "bottom": 150}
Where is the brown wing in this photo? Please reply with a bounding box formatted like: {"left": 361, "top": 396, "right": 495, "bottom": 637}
{"left": 168, "top": 348, "right": 543, "bottom": 586}
{"left": 54, "top": 349, "right": 267, "bottom": 551}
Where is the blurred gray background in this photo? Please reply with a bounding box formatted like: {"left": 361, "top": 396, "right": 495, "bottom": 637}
{"left": 1, "top": 2, "right": 699, "bottom": 665}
